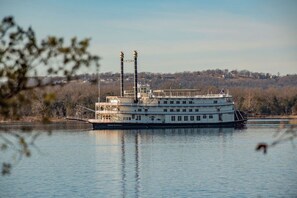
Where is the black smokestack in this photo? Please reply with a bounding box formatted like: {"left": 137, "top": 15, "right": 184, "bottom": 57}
{"left": 120, "top": 51, "right": 124, "bottom": 97}
{"left": 133, "top": 50, "right": 138, "bottom": 103}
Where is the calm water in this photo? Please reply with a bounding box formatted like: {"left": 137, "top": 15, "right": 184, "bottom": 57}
{"left": 1, "top": 120, "right": 297, "bottom": 198}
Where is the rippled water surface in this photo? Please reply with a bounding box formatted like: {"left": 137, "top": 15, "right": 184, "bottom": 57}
{"left": 1, "top": 121, "right": 297, "bottom": 198}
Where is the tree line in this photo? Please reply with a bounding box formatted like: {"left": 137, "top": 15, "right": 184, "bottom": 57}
{"left": 5, "top": 75, "right": 296, "bottom": 121}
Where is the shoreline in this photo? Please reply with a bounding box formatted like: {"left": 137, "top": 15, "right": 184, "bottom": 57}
{"left": 0, "top": 117, "right": 91, "bottom": 130}
{"left": 1, "top": 115, "right": 297, "bottom": 124}
{"left": 248, "top": 115, "right": 297, "bottom": 119}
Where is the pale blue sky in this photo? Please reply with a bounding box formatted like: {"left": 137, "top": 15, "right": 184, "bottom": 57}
{"left": 1, "top": 0, "right": 297, "bottom": 75}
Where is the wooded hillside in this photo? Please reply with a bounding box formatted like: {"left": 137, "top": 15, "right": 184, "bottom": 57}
{"left": 4, "top": 70, "right": 297, "bottom": 120}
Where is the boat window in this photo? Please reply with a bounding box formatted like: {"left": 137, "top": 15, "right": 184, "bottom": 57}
{"left": 164, "top": 101, "right": 168, "bottom": 104}
{"left": 184, "top": 116, "right": 188, "bottom": 121}
{"left": 170, "top": 101, "right": 174, "bottom": 104}
{"left": 138, "top": 109, "right": 142, "bottom": 112}
{"left": 164, "top": 109, "right": 167, "bottom": 112}
{"left": 103, "top": 115, "right": 111, "bottom": 120}
{"left": 176, "top": 101, "right": 180, "bottom": 104}
{"left": 132, "top": 115, "right": 135, "bottom": 119}
{"left": 182, "top": 101, "right": 186, "bottom": 104}
{"left": 189, "top": 109, "right": 192, "bottom": 112}
{"left": 203, "top": 115, "right": 207, "bottom": 119}
{"left": 171, "top": 116, "right": 175, "bottom": 121}
{"left": 217, "top": 108, "right": 220, "bottom": 112}
{"left": 195, "top": 109, "right": 199, "bottom": 112}
{"left": 178, "top": 116, "right": 182, "bottom": 121}
{"left": 145, "top": 109, "right": 148, "bottom": 112}
{"left": 189, "top": 101, "right": 193, "bottom": 104}
{"left": 170, "top": 109, "right": 174, "bottom": 112}
{"left": 214, "top": 100, "right": 218, "bottom": 104}
{"left": 158, "top": 101, "right": 160, "bottom": 104}
{"left": 196, "top": 116, "right": 200, "bottom": 121}
{"left": 182, "top": 109, "right": 186, "bottom": 112}
{"left": 209, "top": 115, "right": 213, "bottom": 119}
{"left": 176, "top": 109, "right": 180, "bottom": 112}
{"left": 190, "top": 116, "right": 194, "bottom": 121}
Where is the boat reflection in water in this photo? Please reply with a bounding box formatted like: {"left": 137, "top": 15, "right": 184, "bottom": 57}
{"left": 88, "top": 127, "right": 238, "bottom": 198}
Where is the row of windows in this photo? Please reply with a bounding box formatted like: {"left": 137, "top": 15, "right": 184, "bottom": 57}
{"left": 132, "top": 115, "right": 142, "bottom": 120}
{"left": 134, "top": 107, "right": 222, "bottom": 112}
{"left": 164, "top": 108, "right": 200, "bottom": 112}
{"left": 137, "top": 109, "right": 148, "bottom": 112}
{"left": 124, "top": 115, "right": 158, "bottom": 121}
{"left": 123, "top": 115, "right": 142, "bottom": 121}
{"left": 164, "top": 108, "right": 221, "bottom": 112}
{"left": 108, "top": 114, "right": 215, "bottom": 121}
{"left": 159, "top": 100, "right": 218, "bottom": 105}
{"left": 171, "top": 115, "right": 213, "bottom": 121}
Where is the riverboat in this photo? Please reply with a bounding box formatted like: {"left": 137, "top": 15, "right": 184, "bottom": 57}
{"left": 88, "top": 51, "right": 246, "bottom": 129}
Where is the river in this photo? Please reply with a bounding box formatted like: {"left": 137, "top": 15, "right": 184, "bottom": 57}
{"left": 1, "top": 120, "right": 297, "bottom": 197}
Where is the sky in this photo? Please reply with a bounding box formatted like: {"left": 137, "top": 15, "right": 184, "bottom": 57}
{"left": 1, "top": 0, "right": 297, "bottom": 75}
